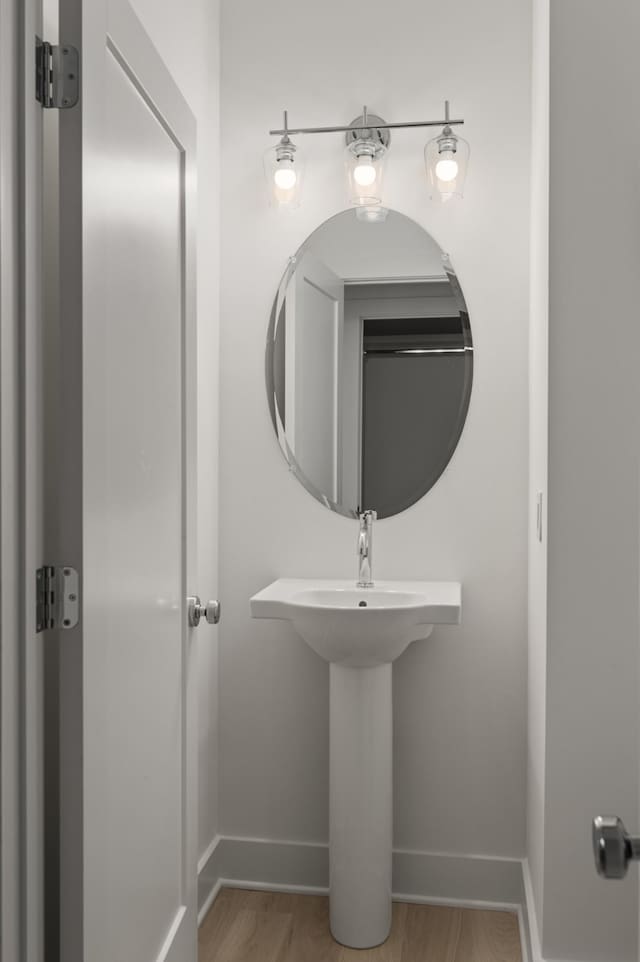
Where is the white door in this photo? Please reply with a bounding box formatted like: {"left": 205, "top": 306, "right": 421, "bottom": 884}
{"left": 285, "top": 251, "right": 344, "bottom": 502}
{"left": 55, "top": 1, "right": 198, "bottom": 960}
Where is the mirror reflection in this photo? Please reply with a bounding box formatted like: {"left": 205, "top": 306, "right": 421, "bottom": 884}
{"left": 266, "top": 209, "right": 473, "bottom": 519}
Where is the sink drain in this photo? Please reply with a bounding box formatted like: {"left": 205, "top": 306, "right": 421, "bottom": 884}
{"left": 358, "top": 600, "right": 368, "bottom": 607}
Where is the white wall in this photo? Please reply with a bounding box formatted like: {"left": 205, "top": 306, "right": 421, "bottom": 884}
{"left": 219, "top": 0, "right": 531, "bottom": 861}
{"left": 128, "top": 0, "right": 221, "bottom": 863}
{"left": 532, "top": 2, "right": 640, "bottom": 959}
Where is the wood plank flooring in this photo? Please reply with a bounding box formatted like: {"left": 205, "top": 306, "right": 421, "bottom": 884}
{"left": 199, "top": 888, "right": 522, "bottom": 962}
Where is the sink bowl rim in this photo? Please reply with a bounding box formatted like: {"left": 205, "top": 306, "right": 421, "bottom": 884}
{"left": 286, "top": 587, "right": 434, "bottom": 612}
{"left": 250, "top": 578, "right": 462, "bottom": 627}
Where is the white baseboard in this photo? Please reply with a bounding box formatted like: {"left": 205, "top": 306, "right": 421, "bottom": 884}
{"left": 197, "top": 834, "right": 224, "bottom": 925}
{"left": 197, "top": 834, "right": 526, "bottom": 922}
{"left": 518, "top": 903, "right": 531, "bottom": 962}
{"left": 392, "top": 847, "right": 522, "bottom": 905}
{"left": 198, "top": 878, "right": 222, "bottom": 926}
{"left": 218, "top": 878, "right": 328, "bottom": 897}
{"left": 198, "top": 834, "right": 222, "bottom": 876}
{"left": 199, "top": 835, "right": 329, "bottom": 901}
{"left": 197, "top": 838, "right": 605, "bottom": 962}
{"left": 522, "top": 857, "right": 543, "bottom": 962}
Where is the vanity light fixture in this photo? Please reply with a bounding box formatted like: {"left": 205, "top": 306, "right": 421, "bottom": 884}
{"left": 344, "top": 107, "right": 389, "bottom": 208}
{"left": 266, "top": 101, "right": 467, "bottom": 208}
{"left": 424, "top": 101, "right": 470, "bottom": 201}
{"left": 263, "top": 111, "right": 305, "bottom": 209}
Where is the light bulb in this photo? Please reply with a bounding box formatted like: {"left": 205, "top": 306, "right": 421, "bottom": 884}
{"left": 274, "top": 162, "right": 297, "bottom": 190}
{"left": 435, "top": 152, "right": 459, "bottom": 183}
{"left": 353, "top": 160, "right": 377, "bottom": 187}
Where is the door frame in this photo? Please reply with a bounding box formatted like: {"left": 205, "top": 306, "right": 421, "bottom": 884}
{"left": 0, "top": 0, "right": 23, "bottom": 958}
{"left": 0, "top": 0, "right": 46, "bottom": 958}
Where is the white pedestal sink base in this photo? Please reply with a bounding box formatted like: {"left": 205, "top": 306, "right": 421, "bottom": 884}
{"left": 251, "top": 579, "right": 462, "bottom": 947}
{"left": 329, "top": 663, "right": 392, "bottom": 949}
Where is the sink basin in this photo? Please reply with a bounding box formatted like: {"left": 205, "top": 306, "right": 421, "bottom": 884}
{"left": 250, "top": 578, "right": 461, "bottom": 667}
{"left": 250, "top": 576, "right": 462, "bottom": 950}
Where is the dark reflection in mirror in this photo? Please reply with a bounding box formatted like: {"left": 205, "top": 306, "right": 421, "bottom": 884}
{"left": 266, "top": 210, "right": 473, "bottom": 520}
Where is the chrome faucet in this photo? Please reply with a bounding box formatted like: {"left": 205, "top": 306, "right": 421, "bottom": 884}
{"left": 357, "top": 510, "right": 377, "bottom": 587}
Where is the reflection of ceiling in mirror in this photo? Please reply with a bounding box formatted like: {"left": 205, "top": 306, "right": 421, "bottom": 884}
{"left": 306, "top": 210, "right": 446, "bottom": 283}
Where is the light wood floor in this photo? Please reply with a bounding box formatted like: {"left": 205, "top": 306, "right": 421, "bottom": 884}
{"left": 198, "top": 888, "right": 523, "bottom": 962}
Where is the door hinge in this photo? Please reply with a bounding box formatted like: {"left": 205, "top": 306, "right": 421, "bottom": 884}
{"left": 35, "top": 38, "right": 79, "bottom": 109}
{"left": 36, "top": 566, "right": 79, "bottom": 633}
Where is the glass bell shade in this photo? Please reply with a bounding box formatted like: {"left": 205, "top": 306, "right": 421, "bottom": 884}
{"left": 264, "top": 137, "right": 305, "bottom": 209}
{"left": 345, "top": 140, "right": 385, "bottom": 207}
{"left": 424, "top": 127, "right": 470, "bottom": 201}
{"left": 355, "top": 205, "right": 389, "bottom": 223}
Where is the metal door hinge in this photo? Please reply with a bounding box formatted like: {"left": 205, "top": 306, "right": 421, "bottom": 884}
{"left": 36, "top": 566, "right": 79, "bottom": 633}
{"left": 35, "top": 38, "right": 79, "bottom": 109}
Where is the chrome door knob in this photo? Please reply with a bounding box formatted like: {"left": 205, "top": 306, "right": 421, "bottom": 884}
{"left": 593, "top": 815, "right": 640, "bottom": 879}
{"left": 187, "top": 596, "right": 221, "bottom": 628}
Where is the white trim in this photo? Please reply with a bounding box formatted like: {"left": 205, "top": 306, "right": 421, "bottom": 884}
{"left": 220, "top": 833, "right": 327, "bottom": 849}
{"left": 197, "top": 834, "right": 223, "bottom": 925}
{"left": 523, "top": 857, "right": 543, "bottom": 962}
{"left": 211, "top": 880, "right": 522, "bottom": 913}
{"left": 197, "top": 831, "right": 226, "bottom": 920}
{"left": 197, "top": 879, "right": 222, "bottom": 926}
{"left": 393, "top": 844, "right": 524, "bottom": 864}
{"left": 218, "top": 879, "right": 328, "bottom": 897}
{"left": 198, "top": 833, "right": 222, "bottom": 876}
{"left": 197, "top": 834, "right": 528, "bottom": 930}
{"left": 518, "top": 903, "right": 531, "bottom": 962}
{"left": 392, "top": 846, "right": 523, "bottom": 904}
{"left": 391, "top": 891, "right": 519, "bottom": 913}
{"left": 196, "top": 841, "right": 590, "bottom": 962}
{"left": 155, "top": 906, "right": 186, "bottom": 962}
{"left": 196, "top": 838, "right": 553, "bottom": 961}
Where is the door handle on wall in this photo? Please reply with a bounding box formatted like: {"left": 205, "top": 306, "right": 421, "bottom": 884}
{"left": 187, "top": 596, "right": 221, "bottom": 627}
{"left": 592, "top": 816, "right": 640, "bottom": 879}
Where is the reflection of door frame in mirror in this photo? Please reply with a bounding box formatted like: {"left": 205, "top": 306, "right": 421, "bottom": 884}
{"left": 340, "top": 297, "right": 363, "bottom": 511}
{"left": 285, "top": 251, "right": 345, "bottom": 504}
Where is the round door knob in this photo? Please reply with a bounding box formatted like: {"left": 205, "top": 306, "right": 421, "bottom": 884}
{"left": 188, "top": 596, "right": 221, "bottom": 628}
{"left": 592, "top": 815, "right": 640, "bottom": 879}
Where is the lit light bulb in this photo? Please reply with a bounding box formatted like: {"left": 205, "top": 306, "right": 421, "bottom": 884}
{"left": 435, "top": 152, "right": 459, "bottom": 183}
{"left": 353, "top": 160, "right": 377, "bottom": 187}
{"left": 274, "top": 161, "right": 297, "bottom": 190}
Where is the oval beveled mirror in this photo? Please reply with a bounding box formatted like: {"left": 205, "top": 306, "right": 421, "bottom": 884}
{"left": 266, "top": 209, "right": 473, "bottom": 519}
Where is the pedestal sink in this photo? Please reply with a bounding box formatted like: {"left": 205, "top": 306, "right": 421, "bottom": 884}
{"left": 250, "top": 578, "right": 462, "bottom": 949}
